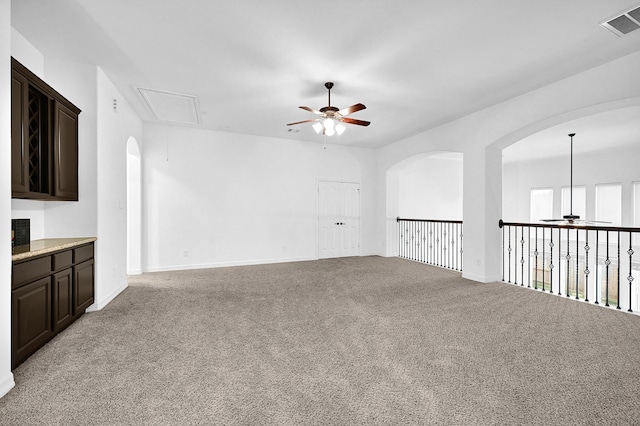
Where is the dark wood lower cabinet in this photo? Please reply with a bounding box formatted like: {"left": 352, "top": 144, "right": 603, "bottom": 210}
{"left": 12, "top": 277, "right": 53, "bottom": 366}
{"left": 53, "top": 268, "right": 74, "bottom": 332}
{"left": 12, "top": 242, "right": 94, "bottom": 369}
{"left": 74, "top": 260, "right": 94, "bottom": 314}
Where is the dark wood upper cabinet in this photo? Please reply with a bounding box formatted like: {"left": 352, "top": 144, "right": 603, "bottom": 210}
{"left": 11, "top": 57, "right": 81, "bottom": 201}
{"left": 53, "top": 101, "right": 79, "bottom": 199}
{"left": 11, "top": 72, "right": 29, "bottom": 193}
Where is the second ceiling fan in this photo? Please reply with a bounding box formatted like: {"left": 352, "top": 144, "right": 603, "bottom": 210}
{"left": 287, "top": 82, "right": 370, "bottom": 136}
{"left": 541, "top": 133, "right": 609, "bottom": 225}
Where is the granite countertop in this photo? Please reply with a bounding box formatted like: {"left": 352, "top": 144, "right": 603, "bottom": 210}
{"left": 12, "top": 237, "right": 97, "bottom": 262}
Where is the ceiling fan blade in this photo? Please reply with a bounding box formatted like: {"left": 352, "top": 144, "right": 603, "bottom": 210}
{"left": 540, "top": 218, "right": 613, "bottom": 225}
{"left": 286, "top": 118, "right": 318, "bottom": 126}
{"left": 338, "top": 103, "right": 366, "bottom": 116}
{"left": 342, "top": 117, "right": 370, "bottom": 126}
{"left": 299, "top": 106, "right": 322, "bottom": 115}
{"left": 574, "top": 219, "right": 612, "bottom": 225}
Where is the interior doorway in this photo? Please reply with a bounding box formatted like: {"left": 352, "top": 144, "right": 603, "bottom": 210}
{"left": 318, "top": 181, "right": 360, "bottom": 259}
{"left": 127, "top": 137, "right": 142, "bottom": 274}
{"left": 385, "top": 151, "right": 464, "bottom": 256}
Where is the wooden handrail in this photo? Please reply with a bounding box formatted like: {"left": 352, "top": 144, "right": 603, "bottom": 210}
{"left": 499, "top": 219, "right": 640, "bottom": 233}
{"left": 397, "top": 217, "right": 463, "bottom": 224}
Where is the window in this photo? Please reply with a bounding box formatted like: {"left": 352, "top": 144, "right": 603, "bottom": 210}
{"left": 595, "top": 183, "right": 622, "bottom": 226}
{"left": 561, "top": 186, "right": 586, "bottom": 220}
{"left": 530, "top": 188, "right": 553, "bottom": 223}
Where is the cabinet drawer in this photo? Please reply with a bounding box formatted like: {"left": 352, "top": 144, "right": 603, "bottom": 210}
{"left": 52, "top": 250, "right": 73, "bottom": 271}
{"left": 73, "top": 244, "right": 94, "bottom": 264}
{"left": 12, "top": 256, "right": 52, "bottom": 289}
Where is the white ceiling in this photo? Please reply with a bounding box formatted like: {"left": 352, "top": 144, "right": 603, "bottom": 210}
{"left": 10, "top": 0, "right": 640, "bottom": 149}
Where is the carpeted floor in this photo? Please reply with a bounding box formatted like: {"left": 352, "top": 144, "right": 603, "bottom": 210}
{"left": 1, "top": 256, "right": 640, "bottom": 425}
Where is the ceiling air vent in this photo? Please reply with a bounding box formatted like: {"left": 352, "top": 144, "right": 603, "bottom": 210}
{"left": 601, "top": 4, "right": 640, "bottom": 36}
{"left": 137, "top": 87, "right": 201, "bottom": 125}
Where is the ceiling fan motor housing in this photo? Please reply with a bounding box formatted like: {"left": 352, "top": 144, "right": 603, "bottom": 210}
{"left": 320, "top": 106, "right": 339, "bottom": 114}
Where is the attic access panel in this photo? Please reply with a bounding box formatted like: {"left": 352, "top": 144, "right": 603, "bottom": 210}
{"left": 137, "top": 87, "right": 201, "bottom": 125}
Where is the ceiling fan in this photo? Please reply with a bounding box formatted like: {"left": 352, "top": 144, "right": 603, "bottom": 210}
{"left": 286, "top": 82, "right": 370, "bottom": 136}
{"left": 540, "top": 133, "right": 609, "bottom": 225}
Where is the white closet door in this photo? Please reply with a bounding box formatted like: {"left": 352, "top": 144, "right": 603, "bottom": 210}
{"left": 318, "top": 181, "right": 360, "bottom": 258}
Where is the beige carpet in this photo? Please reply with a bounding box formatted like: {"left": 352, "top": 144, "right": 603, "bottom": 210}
{"left": 1, "top": 256, "right": 640, "bottom": 425}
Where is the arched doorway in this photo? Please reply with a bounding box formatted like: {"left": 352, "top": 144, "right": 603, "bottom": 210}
{"left": 496, "top": 103, "right": 640, "bottom": 309}
{"left": 127, "top": 137, "right": 142, "bottom": 275}
{"left": 386, "top": 151, "right": 463, "bottom": 256}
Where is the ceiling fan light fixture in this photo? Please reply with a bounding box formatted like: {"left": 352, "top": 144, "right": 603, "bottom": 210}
{"left": 286, "top": 82, "right": 370, "bottom": 138}
{"left": 324, "top": 118, "right": 335, "bottom": 130}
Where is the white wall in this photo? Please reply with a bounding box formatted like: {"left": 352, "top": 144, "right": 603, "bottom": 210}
{"left": 142, "top": 124, "right": 376, "bottom": 271}
{"left": 40, "top": 58, "right": 98, "bottom": 239}
{"left": 127, "top": 137, "right": 142, "bottom": 275}
{"left": 95, "top": 68, "right": 143, "bottom": 308}
{"left": 398, "top": 154, "right": 463, "bottom": 220}
{"left": 1, "top": 0, "right": 16, "bottom": 399}
{"left": 10, "top": 27, "right": 43, "bottom": 78}
{"left": 503, "top": 144, "right": 640, "bottom": 225}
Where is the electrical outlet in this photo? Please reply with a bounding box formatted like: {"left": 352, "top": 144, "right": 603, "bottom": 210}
{"left": 182, "top": 250, "right": 188, "bottom": 257}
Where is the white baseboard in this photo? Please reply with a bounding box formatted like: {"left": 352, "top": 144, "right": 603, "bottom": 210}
{"left": 144, "top": 256, "right": 319, "bottom": 273}
{"left": 86, "top": 279, "right": 128, "bottom": 312}
{"left": 144, "top": 254, "right": 391, "bottom": 273}
{"left": 0, "top": 372, "right": 15, "bottom": 399}
{"left": 462, "top": 272, "right": 502, "bottom": 283}
{"left": 127, "top": 269, "right": 142, "bottom": 275}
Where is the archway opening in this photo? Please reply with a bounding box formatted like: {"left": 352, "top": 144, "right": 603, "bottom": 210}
{"left": 127, "top": 136, "right": 142, "bottom": 275}
{"left": 385, "top": 151, "right": 463, "bottom": 256}
{"left": 498, "top": 104, "right": 640, "bottom": 310}
{"left": 501, "top": 105, "right": 640, "bottom": 224}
